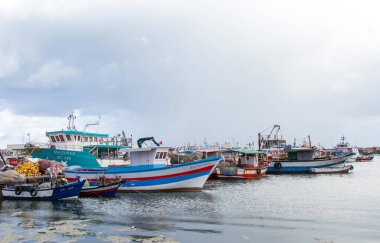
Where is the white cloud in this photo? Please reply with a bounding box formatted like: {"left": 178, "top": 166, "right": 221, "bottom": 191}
{"left": 0, "top": 109, "right": 108, "bottom": 148}
{"left": 1, "top": 0, "right": 380, "bottom": 147}
{"left": 99, "top": 60, "right": 130, "bottom": 76}
{"left": 24, "top": 60, "right": 80, "bottom": 89}
{"left": 0, "top": 51, "right": 19, "bottom": 79}
{"left": 159, "top": 54, "right": 174, "bottom": 65}
{"left": 135, "top": 36, "right": 151, "bottom": 46}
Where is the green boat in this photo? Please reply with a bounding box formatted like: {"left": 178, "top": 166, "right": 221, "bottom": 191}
{"left": 30, "top": 114, "right": 131, "bottom": 168}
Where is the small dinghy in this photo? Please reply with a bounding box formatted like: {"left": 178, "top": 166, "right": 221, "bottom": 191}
{"left": 80, "top": 176, "right": 121, "bottom": 197}
{"left": 356, "top": 155, "right": 374, "bottom": 162}
{"left": 309, "top": 165, "right": 353, "bottom": 174}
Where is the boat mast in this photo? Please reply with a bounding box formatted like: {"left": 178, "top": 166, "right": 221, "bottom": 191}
{"left": 67, "top": 112, "right": 77, "bottom": 131}
{"left": 0, "top": 150, "right": 6, "bottom": 168}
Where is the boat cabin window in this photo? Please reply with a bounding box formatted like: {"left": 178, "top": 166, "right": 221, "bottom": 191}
{"left": 66, "top": 135, "right": 71, "bottom": 141}
{"left": 55, "top": 136, "right": 60, "bottom": 142}
{"left": 162, "top": 152, "right": 167, "bottom": 159}
{"left": 94, "top": 137, "right": 98, "bottom": 142}
{"left": 59, "top": 135, "right": 65, "bottom": 141}
{"left": 155, "top": 152, "right": 161, "bottom": 159}
{"left": 51, "top": 136, "right": 56, "bottom": 142}
{"left": 89, "top": 137, "right": 93, "bottom": 142}
{"left": 84, "top": 137, "right": 88, "bottom": 142}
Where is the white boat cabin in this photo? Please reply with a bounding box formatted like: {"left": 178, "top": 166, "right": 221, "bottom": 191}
{"left": 128, "top": 147, "right": 173, "bottom": 167}
{"left": 46, "top": 131, "right": 109, "bottom": 151}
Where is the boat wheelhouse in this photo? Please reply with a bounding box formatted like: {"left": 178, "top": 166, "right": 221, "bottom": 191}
{"left": 216, "top": 149, "right": 270, "bottom": 179}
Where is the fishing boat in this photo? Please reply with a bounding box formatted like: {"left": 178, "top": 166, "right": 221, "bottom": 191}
{"left": 216, "top": 149, "right": 270, "bottom": 179}
{"left": 332, "top": 136, "right": 358, "bottom": 162}
{"left": 80, "top": 176, "right": 121, "bottom": 197}
{"left": 355, "top": 155, "right": 374, "bottom": 162}
{"left": 309, "top": 165, "right": 354, "bottom": 174}
{"left": 27, "top": 113, "right": 132, "bottom": 168}
{"left": 267, "top": 148, "right": 350, "bottom": 174}
{"left": 1, "top": 177, "right": 85, "bottom": 200}
{"left": 65, "top": 146, "right": 221, "bottom": 192}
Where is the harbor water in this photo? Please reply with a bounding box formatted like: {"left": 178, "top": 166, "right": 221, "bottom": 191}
{"left": 1, "top": 157, "right": 380, "bottom": 242}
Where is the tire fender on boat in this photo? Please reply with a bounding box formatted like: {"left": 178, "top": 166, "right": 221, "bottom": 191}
{"left": 15, "top": 186, "right": 22, "bottom": 195}
{"left": 274, "top": 162, "right": 282, "bottom": 169}
{"left": 30, "top": 189, "right": 38, "bottom": 197}
{"left": 257, "top": 168, "right": 262, "bottom": 175}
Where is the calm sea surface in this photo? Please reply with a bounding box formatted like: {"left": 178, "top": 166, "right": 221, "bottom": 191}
{"left": 1, "top": 156, "right": 380, "bottom": 243}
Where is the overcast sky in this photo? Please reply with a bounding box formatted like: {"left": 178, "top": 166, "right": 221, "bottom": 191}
{"left": 0, "top": 0, "right": 379, "bottom": 148}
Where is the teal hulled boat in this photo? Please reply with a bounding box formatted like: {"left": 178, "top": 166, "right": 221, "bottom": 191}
{"left": 29, "top": 114, "right": 131, "bottom": 168}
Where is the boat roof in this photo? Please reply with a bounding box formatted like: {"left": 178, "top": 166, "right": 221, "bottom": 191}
{"left": 288, "top": 148, "right": 314, "bottom": 152}
{"left": 196, "top": 149, "right": 220, "bottom": 153}
{"left": 84, "top": 145, "right": 125, "bottom": 149}
{"left": 46, "top": 130, "right": 108, "bottom": 138}
{"left": 229, "top": 149, "right": 264, "bottom": 154}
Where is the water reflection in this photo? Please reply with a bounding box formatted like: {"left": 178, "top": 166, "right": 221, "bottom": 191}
{"left": 52, "top": 200, "right": 84, "bottom": 216}
{"left": 0, "top": 157, "right": 379, "bottom": 243}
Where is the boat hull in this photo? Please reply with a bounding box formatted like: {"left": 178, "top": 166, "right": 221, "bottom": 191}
{"left": 1, "top": 180, "right": 85, "bottom": 200}
{"left": 216, "top": 166, "right": 268, "bottom": 179}
{"left": 355, "top": 156, "right": 374, "bottom": 162}
{"left": 32, "top": 148, "right": 100, "bottom": 167}
{"left": 2, "top": 187, "right": 54, "bottom": 200}
{"left": 65, "top": 156, "right": 221, "bottom": 192}
{"left": 310, "top": 165, "right": 353, "bottom": 174}
{"left": 80, "top": 182, "right": 121, "bottom": 197}
{"left": 267, "top": 155, "right": 348, "bottom": 174}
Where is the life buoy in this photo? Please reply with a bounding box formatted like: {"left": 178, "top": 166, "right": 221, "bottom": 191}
{"left": 267, "top": 156, "right": 273, "bottom": 163}
{"left": 99, "top": 138, "right": 104, "bottom": 144}
{"left": 30, "top": 189, "right": 38, "bottom": 197}
{"left": 274, "top": 162, "right": 282, "bottom": 169}
{"left": 15, "top": 186, "right": 22, "bottom": 195}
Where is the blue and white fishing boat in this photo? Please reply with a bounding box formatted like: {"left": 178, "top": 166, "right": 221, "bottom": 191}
{"left": 332, "top": 136, "right": 358, "bottom": 162}
{"left": 1, "top": 179, "right": 85, "bottom": 200}
{"left": 267, "top": 148, "right": 350, "bottom": 173}
{"left": 65, "top": 146, "right": 221, "bottom": 192}
{"left": 29, "top": 113, "right": 132, "bottom": 168}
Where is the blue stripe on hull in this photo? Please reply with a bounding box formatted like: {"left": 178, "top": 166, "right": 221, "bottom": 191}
{"left": 121, "top": 170, "right": 210, "bottom": 188}
{"left": 267, "top": 161, "right": 345, "bottom": 173}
